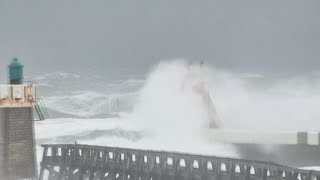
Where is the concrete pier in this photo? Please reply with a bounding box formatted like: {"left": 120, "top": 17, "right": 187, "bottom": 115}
{"left": 206, "top": 129, "right": 320, "bottom": 145}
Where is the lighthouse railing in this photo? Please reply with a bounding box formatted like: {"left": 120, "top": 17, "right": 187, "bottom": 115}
{"left": 0, "top": 83, "right": 36, "bottom": 107}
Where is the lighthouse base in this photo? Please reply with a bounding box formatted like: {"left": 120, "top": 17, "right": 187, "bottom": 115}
{"left": 0, "top": 107, "right": 37, "bottom": 180}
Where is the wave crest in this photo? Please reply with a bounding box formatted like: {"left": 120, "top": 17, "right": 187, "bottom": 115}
{"left": 45, "top": 91, "right": 137, "bottom": 117}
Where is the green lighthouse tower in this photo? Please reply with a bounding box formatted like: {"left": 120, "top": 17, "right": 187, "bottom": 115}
{"left": 8, "top": 58, "right": 24, "bottom": 84}
{"left": 0, "top": 58, "right": 38, "bottom": 179}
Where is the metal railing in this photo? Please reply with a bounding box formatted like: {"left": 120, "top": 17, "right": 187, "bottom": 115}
{"left": 34, "top": 98, "right": 49, "bottom": 121}
{"left": 0, "top": 83, "right": 36, "bottom": 107}
{"left": 39, "top": 144, "right": 320, "bottom": 180}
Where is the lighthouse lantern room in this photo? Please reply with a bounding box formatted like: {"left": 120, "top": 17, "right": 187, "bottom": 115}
{"left": 0, "top": 58, "right": 36, "bottom": 107}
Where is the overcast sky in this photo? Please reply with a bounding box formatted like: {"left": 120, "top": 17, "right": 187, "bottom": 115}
{"left": 0, "top": 0, "right": 320, "bottom": 76}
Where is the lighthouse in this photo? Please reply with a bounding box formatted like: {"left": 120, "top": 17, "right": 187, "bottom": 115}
{"left": 0, "top": 58, "right": 38, "bottom": 179}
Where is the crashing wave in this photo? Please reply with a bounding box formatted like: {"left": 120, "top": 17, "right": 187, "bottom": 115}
{"left": 44, "top": 91, "right": 137, "bottom": 117}
{"left": 31, "top": 71, "right": 80, "bottom": 81}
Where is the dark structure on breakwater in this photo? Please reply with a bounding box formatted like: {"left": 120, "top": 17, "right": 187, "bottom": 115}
{"left": 0, "top": 58, "right": 48, "bottom": 180}
{"left": 0, "top": 58, "right": 38, "bottom": 180}
{"left": 39, "top": 144, "right": 320, "bottom": 180}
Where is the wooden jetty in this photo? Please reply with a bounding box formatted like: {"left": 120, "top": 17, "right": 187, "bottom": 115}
{"left": 39, "top": 144, "right": 320, "bottom": 180}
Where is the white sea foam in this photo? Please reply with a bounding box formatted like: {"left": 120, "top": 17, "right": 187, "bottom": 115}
{"left": 300, "top": 166, "right": 320, "bottom": 171}
{"left": 31, "top": 71, "right": 80, "bottom": 81}
{"left": 123, "top": 60, "right": 225, "bottom": 152}
{"left": 35, "top": 118, "right": 122, "bottom": 140}
{"left": 35, "top": 117, "right": 237, "bottom": 173}
{"left": 35, "top": 60, "right": 239, "bottom": 159}
{"left": 35, "top": 59, "right": 320, "bottom": 170}
{"left": 40, "top": 60, "right": 320, "bottom": 131}
{"left": 44, "top": 91, "right": 137, "bottom": 117}
{"left": 35, "top": 117, "right": 237, "bottom": 170}
{"left": 210, "top": 71, "right": 320, "bottom": 131}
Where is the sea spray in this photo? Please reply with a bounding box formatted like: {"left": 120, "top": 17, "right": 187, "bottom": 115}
{"left": 34, "top": 60, "right": 320, "bottom": 169}
{"left": 210, "top": 70, "right": 320, "bottom": 131}
{"left": 35, "top": 59, "right": 238, "bottom": 158}
{"left": 125, "top": 60, "right": 236, "bottom": 155}
{"left": 44, "top": 91, "right": 137, "bottom": 118}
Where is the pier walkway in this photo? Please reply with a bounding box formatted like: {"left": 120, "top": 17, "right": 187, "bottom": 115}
{"left": 39, "top": 144, "right": 320, "bottom": 180}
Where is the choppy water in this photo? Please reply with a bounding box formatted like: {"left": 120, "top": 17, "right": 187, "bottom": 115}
{"left": 34, "top": 60, "right": 320, "bottom": 166}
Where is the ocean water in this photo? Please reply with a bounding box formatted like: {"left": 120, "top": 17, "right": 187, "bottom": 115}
{"left": 33, "top": 59, "right": 320, "bottom": 167}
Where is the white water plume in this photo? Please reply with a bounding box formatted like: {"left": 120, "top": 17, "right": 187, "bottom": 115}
{"left": 129, "top": 59, "right": 320, "bottom": 132}
{"left": 120, "top": 59, "right": 320, "bottom": 156}
{"left": 130, "top": 61, "right": 213, "bottom": 129}
{"left": 211, "top": 71, "right": 320, "bottom": 131}
{"left": 125, "top": 60, "right": 235, "bottom": 156}
{"left": 45, "top": 91, "right": 136, "bottom": 117}
{"left": 35, "top": 59, "right": 320, "bottom": 161}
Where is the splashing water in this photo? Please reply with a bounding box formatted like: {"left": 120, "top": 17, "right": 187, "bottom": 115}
{"left": 35, "top": 59, "right": 320, "bottom": 169}
{"left": 124, "top": 60, "right": 231, "bottom": 155}
{"left": 45, "top": 91, "right": 136, "bottom": 117}
{"left": 35, "top": 60, "right": 238, "bottom": 162}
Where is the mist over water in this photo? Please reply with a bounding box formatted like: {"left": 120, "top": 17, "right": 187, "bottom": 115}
{"left": 128, "top": 60, "right": 214, "bottom": 130}
{"left": 211, "top": 70, "right": 320, "bottom": 131}
{"left": 126, "top": 60, "right": 320, "bottom": 133}
{"left": 1, "top": 1, "right": 320, "bottom": 178}
{"left": 35, "top": 60, "right": 240, "bottom": 163}
{"left": 34, "top": 59, "right": 320, "bottom": 169}
{"left": 125, "top": 60, "right": 222, "bottom": 152}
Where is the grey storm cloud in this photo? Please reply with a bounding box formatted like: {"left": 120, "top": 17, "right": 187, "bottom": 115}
{"left": 0, "top": 0, "right": 319, "bottom": 77}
